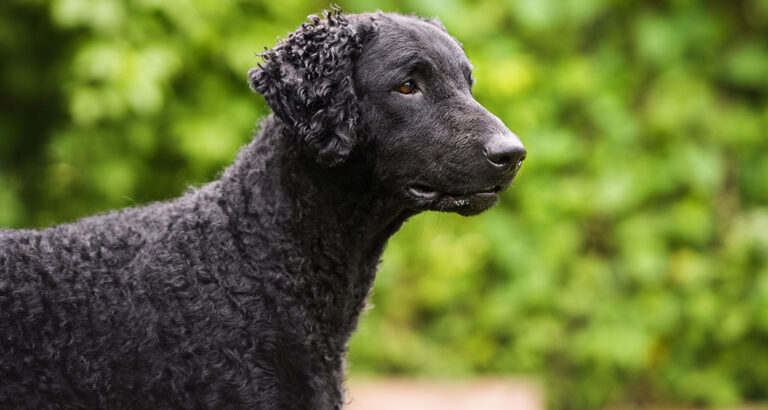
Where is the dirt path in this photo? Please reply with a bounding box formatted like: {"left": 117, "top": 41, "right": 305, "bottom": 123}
{"left": 345, "top": 378, "right": 543, "bottom": 410}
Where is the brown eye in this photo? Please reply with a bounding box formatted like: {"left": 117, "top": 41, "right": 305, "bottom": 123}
{"left": 395, "top": 81, "right": 417, "bottom": 94}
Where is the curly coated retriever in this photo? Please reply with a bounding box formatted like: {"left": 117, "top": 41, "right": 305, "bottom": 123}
{"left": 0, "top": 9, "right": 525, "bottom": 410}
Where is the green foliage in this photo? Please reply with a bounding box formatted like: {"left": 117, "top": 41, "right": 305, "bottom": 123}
{"left": 1, "top": 0, "right": 767, "bottom": 408}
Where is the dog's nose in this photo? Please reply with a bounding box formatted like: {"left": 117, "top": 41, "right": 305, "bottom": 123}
{"left": 484, "top": 136, "right": 526, "bottom": 172}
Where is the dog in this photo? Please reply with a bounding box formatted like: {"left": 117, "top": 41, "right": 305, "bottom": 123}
{"left": 0, "top": 9, "right": 525, "bottom": 409}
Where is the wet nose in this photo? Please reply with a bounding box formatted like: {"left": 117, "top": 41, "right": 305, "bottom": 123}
{"left": 484, "top": 135, "right": 527, "bottom": 172}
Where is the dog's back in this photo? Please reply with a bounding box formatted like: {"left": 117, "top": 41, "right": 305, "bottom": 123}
{"left": 0, "top": 185, "right": 317, "bottom": 408}
{"left": 1, "top": 200, "right": 170, "bottom": 407}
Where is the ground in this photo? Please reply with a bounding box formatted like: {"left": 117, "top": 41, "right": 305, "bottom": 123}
{"left": 345, "top": 378, "right": 542, "bottom": 410}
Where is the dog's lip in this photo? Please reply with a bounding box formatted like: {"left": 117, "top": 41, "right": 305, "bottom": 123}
{"left": 407, "top": 183, "right": 503, "bottom": 200}
{"left": 407, "top": 184, "right": 441, "bottom": 200}
{"left": 405, "top": 181, "right": 511, "bottom": 216}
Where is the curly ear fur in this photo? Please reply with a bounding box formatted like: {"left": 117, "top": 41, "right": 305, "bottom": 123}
{"left": 248, "top": 9, "right": 375, "bottom": 167}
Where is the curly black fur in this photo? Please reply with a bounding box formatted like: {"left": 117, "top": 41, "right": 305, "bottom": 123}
{"left": 249, "top": 9, "right": 374, "bottom": 167}
{"left": 0, "top": 9, "right": 525, "bottom": 409}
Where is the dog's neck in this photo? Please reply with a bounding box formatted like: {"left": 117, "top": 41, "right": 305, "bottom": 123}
{"left": 217, "top": 115, "right": 413, "bottom": 345}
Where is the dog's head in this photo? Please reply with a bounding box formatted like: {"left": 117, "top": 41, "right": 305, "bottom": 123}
{"left": 249, "top": 10, "right": 525, "bottom": 216}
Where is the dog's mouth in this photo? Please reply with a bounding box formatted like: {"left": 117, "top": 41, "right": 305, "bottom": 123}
{"left": 407, "top": 184, "right": 503, "bottom": 200}
{"left": 405, "top": 182, "right": 508, "bottom": 216}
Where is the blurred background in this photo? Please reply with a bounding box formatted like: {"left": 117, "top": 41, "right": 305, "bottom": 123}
{"left": 1, "top": 0, "right": 768, "bottom": 408}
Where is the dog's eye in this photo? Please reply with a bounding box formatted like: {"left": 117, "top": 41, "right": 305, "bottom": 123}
{"left": 395, "top": 81, "right": 417, "bottom": 94}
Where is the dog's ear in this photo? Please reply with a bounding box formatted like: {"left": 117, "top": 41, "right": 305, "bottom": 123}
{"left": 248, "top": 9, "right": 374, "bottom": 167}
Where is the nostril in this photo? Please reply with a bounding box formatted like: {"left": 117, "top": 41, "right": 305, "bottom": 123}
{"left": 485, "top": 139, "right": 526, "bottom": 171}
{"left": 515, "top": 153, "right": 527, "bottom": 170}
{"left": 514, "top": 152, "right": 527, "bottom": 169}
{"left": 490, "top": 153, "right": 511, "bottom": 166}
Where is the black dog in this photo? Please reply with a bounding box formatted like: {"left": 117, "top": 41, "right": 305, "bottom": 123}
{"left": 0, "top": 10, "right": 525, "bottom": 409}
